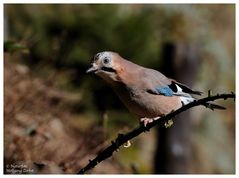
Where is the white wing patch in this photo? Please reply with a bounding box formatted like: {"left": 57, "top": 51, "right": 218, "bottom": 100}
{"left": 175, "top": 84, "right": 183, "bottom": 92}
{"left": 180, "top": 96, "right": 195, "bottom": 105}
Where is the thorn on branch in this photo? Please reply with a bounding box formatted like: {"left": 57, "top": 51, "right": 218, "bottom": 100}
{"left": 116, "top": 133, "right": 124, "bottom": 141}
{"left": 88, "top": 159, "right": 96, "bottom": 168}
{"left": 208, "top": 90, "right": 211, "bottom": 97}
{"left": 143, "top": 125, "right": 150, "bottom": 132}
{"left": 111, "top": 141, "right": 117, "bottom": 147}
{"left": 111, "top": 140, "right": 120, "bottom": 152}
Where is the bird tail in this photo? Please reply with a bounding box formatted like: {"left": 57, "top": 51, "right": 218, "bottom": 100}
{"left": 203, "top": 102, "right": 226, "bottom": 110}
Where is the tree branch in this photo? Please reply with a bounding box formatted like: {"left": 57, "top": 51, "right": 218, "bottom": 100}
{"left": 77, "top": 92, "right": 235, "bottom": 174}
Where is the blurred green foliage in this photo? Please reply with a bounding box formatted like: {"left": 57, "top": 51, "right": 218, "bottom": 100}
{"left": 4, "top": 4, "right": 235, "bottom": 173}
{"left": 4, "top": 41, "right": 29, "bottom": 54}
{"left": 5, "top": 4, "right": 235, "bottom": 113}
{"left": 5, "top": 4, "right": 235, "bottom": 84}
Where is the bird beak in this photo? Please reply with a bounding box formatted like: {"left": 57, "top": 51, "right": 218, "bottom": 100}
{"left": 86, "top": 65, "right": 98, "bottom": 74}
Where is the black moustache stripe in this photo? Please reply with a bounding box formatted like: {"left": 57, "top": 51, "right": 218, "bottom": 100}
{"left": 101, "top": 67, "right": 116, "bottom": 73}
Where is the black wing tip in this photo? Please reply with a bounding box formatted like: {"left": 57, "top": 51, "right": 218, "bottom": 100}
{"left": 192, "top": 91, "right": 203, "bottom": 95}
{"left": 213, "top": 105, "right": 226, "bottom": 110}
{"left": 171, "top": 81, "right": 203, "bottom": 95}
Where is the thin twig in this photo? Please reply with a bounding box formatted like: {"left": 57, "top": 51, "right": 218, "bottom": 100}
{"left": 77, "top": 92, "right": 235, "bottom": 174}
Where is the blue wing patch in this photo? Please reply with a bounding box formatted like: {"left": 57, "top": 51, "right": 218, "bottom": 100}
{"left": 155, "top": 86, "right": 174, "bottom": 96}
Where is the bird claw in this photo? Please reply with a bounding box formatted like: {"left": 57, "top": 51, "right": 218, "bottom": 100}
{"left": 140, "top": 118, "right": 153, "bottom": 127}
{"left": 140, "top": 117, "right": 160, "bottom": 127}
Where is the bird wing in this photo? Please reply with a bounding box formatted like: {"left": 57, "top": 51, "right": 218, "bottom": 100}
{"left": 141, "top": 68, "right": 202, "bottom": 97}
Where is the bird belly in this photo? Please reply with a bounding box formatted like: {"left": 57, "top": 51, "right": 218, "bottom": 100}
{"left": 114, "top": 86, "right": 182, "bottom": 118}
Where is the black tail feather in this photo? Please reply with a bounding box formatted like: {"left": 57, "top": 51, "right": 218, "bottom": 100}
{"left": 171, "top": 81, "right": 203, "bottom": 95}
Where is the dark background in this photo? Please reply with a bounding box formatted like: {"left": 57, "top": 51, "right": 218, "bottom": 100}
{"left": 4, "top": 4, "right": 235, "bottom": 174}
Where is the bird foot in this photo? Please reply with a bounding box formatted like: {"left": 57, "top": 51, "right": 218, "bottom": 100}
{"left": 140, "top": 117, "right": 160, "bottom": 127}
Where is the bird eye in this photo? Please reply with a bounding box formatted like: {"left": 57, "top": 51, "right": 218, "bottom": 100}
{"left": 103, "top": 57, "right": 110, "bottom": 64}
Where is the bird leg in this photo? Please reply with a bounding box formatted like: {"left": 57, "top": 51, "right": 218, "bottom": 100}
{"left": 140, "top": 116, "right": 160, "bottom": 127}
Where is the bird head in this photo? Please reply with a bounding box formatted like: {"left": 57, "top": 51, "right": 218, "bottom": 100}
{"left": 86, "top": 51, "right": 122, "bottom": 84}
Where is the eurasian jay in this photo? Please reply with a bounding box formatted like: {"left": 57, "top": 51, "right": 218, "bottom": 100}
{"left": 87, "top": 51, "right": 225, "bottom": 126}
